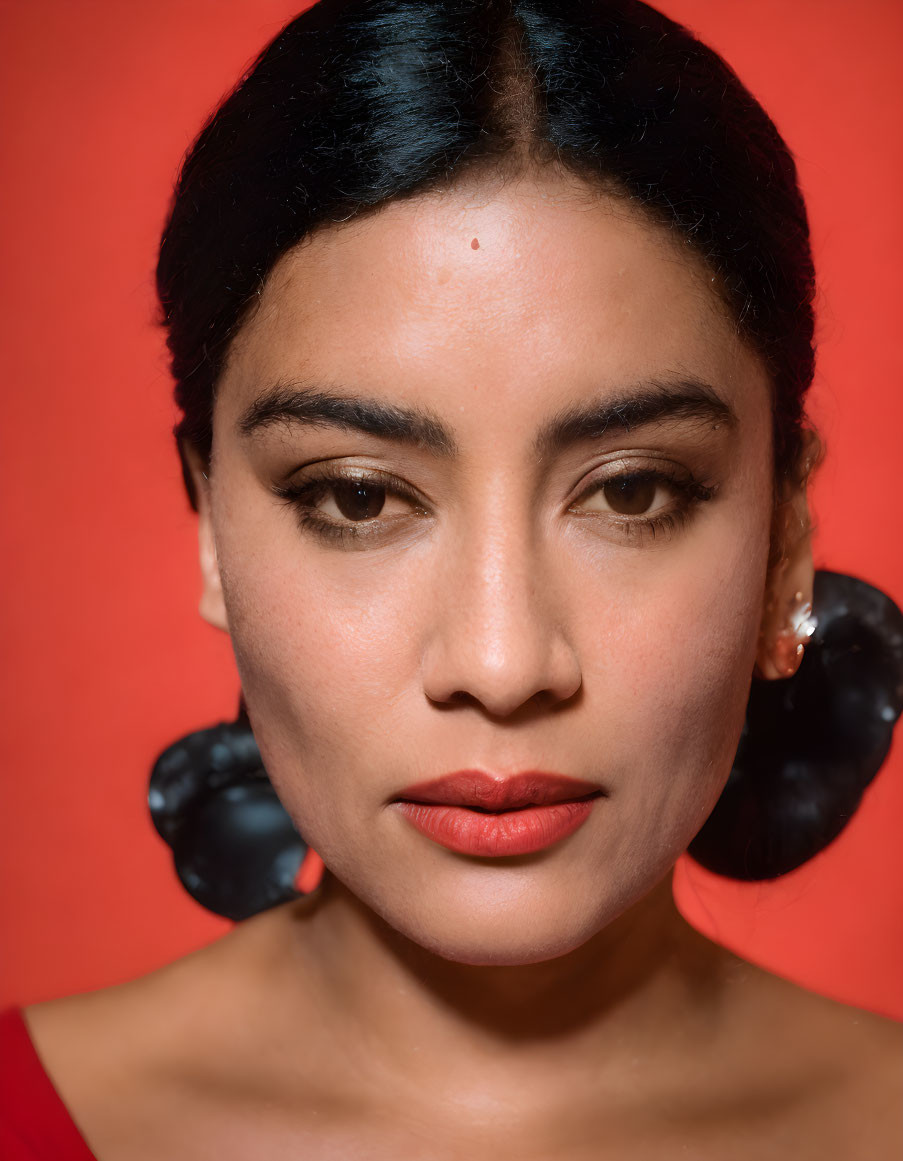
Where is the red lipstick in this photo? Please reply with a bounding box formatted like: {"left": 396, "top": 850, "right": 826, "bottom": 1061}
{"left": 391, "top": 771, "right": 603, "bottom": 857}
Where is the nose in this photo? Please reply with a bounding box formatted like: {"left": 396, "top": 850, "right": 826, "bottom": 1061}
{"left": 420, "top": 516, "right": 583, "bottom": 718}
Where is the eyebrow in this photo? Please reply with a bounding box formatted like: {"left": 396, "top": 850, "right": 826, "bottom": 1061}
{"left": 238, "top": 380, "right": 457, "bottom": 456}
{"left": 237, "top": 376, "right": 737, "bottom": 458}
{"left": 534, "top": 378, "right": 737, "bottom": 459}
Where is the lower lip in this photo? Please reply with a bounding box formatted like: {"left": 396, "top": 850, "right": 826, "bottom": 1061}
{"left": 393, "top": 798, "right": 598, "bottom": 857}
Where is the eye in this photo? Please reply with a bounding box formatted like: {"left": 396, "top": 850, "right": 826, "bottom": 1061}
{"left": 321, "top": 479, "right": 390, "bottom": 521}
{"left": 274, "top": 467, "right": 429, "bottom": 545}
{"left": 575, "top": 471, "right": 675, "bottom": 517}
{"left": 567, "top": 465, "right": 716, "bottom": 542}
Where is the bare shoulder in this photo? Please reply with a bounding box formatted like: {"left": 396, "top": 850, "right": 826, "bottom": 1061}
{"left": 741, "top": 957, "right": 903, "bottom": 1068}
{"left": 21, "top": 902, "right": 321, "bottom": 1160}
{"left": 25, "top": 914, "right": 255, "bottom": 1071}
{"left": 723, "top": 954, "right": 903, "bottom": 1156}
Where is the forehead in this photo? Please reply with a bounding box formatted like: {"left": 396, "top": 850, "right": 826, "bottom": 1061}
{"left": 220, "top": 172, "right": 765, "bottom": 427}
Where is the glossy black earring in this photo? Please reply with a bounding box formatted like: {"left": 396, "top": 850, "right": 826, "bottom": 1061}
{"left": 150, "top": 570, "right": 903, "bottom": 917}
{"left": 148, "top": 704, "right": 308, "bottom": 920}
{"left": 688, "top": 570, "right": 903, "bottom": 880}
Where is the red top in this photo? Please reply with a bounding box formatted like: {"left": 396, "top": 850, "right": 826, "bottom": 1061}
{"left": 0, "top": 1005, "right": 98, "bottom": 1160}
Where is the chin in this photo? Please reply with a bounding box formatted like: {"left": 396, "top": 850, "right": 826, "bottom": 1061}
{"left": 415, "top": 930, "right": 597, "bottom": 967}
{"left": 352, "top": 862, "right": 660, "bottom": 967}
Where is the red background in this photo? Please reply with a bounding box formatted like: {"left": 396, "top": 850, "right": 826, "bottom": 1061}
{"left": 1, "top": 0, "right": 901, "bottom": 1017}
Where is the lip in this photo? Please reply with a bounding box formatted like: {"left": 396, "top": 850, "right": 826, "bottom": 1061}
{"left": 391, "top": 770, "right": 604, "bottom": 857}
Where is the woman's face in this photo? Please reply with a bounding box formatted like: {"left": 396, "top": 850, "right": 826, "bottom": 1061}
{"left": 199, "top": 172, "right": 778, "bottom": 965}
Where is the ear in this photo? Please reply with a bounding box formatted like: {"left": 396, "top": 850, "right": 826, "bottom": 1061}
{"left": 182, "top": 444, "right": 229, "bottom": 633}
{"left": 755, "top": 430, "right": 821, "bottom": 680}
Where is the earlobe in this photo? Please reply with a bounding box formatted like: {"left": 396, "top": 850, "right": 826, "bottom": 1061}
{"left": 754, "top": 482, "right": 816, "bottom": 682}
{"left": 756, "top": 596, "right": 817, "bottom": 680}
{"left": 183, "top": 445, "right": 229, "bottom": 633}
{"left": 198, "top": 510, "right": 229, "bottom": 633}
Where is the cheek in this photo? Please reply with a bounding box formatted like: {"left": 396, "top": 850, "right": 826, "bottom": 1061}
{"left": 575, "top": 507, "right": 771, "bottom": 870}
{"left": 213, "top": 441, "right": 773, "bottom": 889}
{"left": 215, "top": 520, "right": 426, "bottom": 807}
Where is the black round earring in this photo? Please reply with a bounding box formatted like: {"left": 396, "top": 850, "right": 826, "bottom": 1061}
{"left": 150, "top": 570, "right": 903, "bottom": 917}
{"left": 688, "top": 569, "right": 903, "bottom": 880}
{"left": 148, "top": 702, "right": 308, "bottom": 921}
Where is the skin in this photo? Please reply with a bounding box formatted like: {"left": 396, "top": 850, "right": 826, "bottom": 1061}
{"left": 23, "top": 171, "right": 902, "bottom": 1160}
{"left": 196, "top": 171, "right": 798, "bottom": 965}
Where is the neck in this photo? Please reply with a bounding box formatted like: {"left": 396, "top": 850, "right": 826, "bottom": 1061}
{"left": 272, "top": 867, "right": 736, "bottom": 1120}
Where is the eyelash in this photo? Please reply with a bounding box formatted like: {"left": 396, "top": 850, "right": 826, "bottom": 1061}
{"left": 568, "top": 467, "right": 716, "bottom": 542}
{"left": 274, "top": 469, "right": 428, "bottom": 548}
{"left": 273, "top": 466, "right": 716, "bottom": 548}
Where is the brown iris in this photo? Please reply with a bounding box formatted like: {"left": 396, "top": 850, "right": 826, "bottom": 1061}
{"left": 600, "top": 474, "right": 658, "bottom": 515}
{"left": 333, "top": 480, "right": 386, "bottom": 520}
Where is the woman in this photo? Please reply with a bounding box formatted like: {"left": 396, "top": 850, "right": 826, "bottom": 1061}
{"left": 2, "top": 0, "right": 902, "bottom": 1157}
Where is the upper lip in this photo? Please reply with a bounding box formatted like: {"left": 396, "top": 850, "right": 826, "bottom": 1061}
{"left": 393, "top": 771, "right": 604, "bottom": 811}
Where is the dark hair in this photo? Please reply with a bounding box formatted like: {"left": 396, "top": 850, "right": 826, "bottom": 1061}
{"left": 157, "top": 0, "right": 815, "bottom": 509}
{"left": 152, "top": 1, "right": 903, "bottom": 914}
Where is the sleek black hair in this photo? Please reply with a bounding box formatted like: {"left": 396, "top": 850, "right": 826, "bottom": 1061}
{"left": 153, "top": 1, "right": 903, "bottom": 914}
{"left": 157, "top": 0, "right": 815, "bottom": 509}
